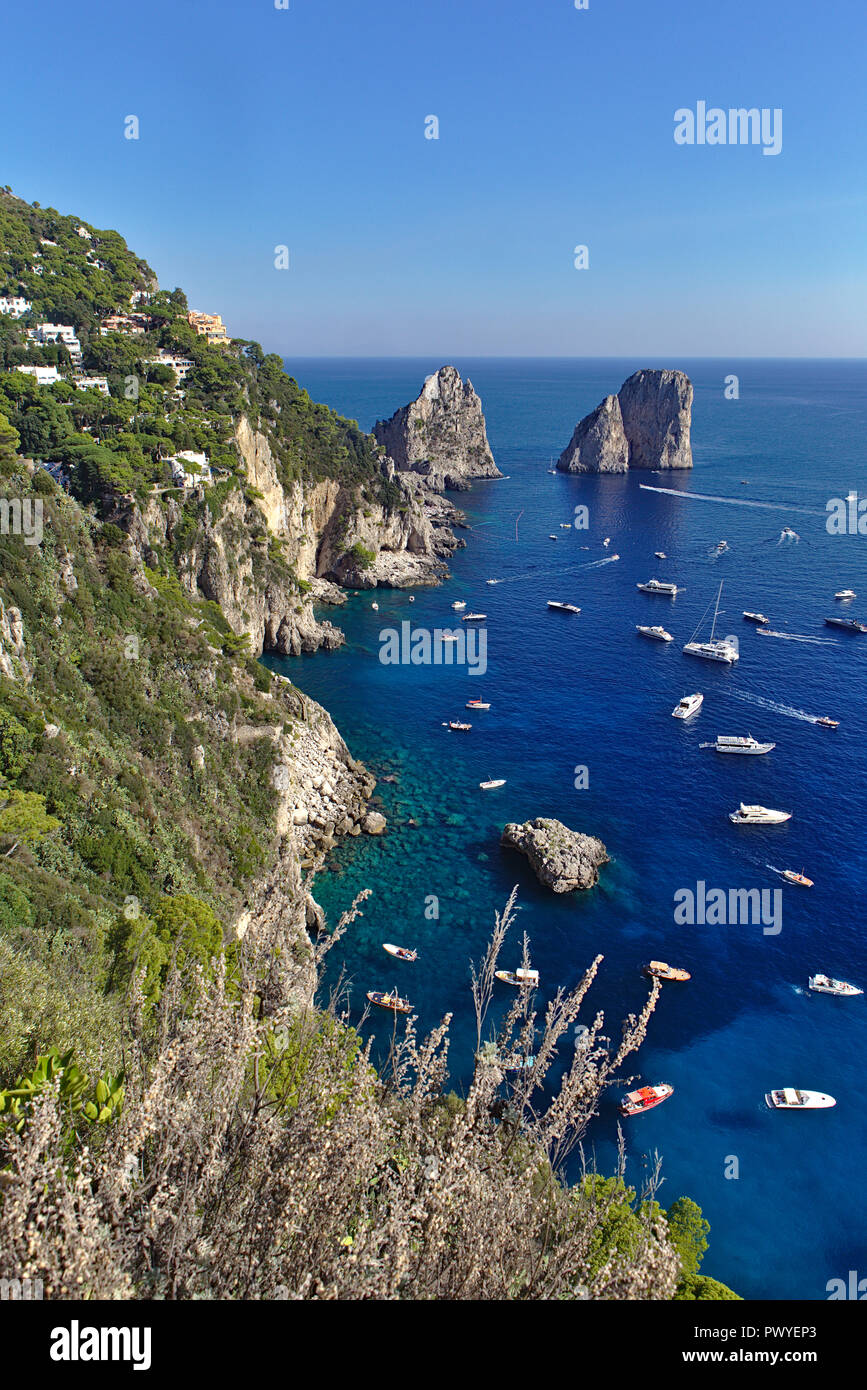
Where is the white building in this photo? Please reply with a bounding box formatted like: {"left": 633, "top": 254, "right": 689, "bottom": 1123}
{"left": 76, "top": 226, "right": 92, "bottom": 240}
{"left": 29, "top": 323, "right": 82, "bottom": 361}
{"left": 74, "top": 375, "right": 110, "bottom": 397}
{"left": 145, "top": 351, "right": 195, "bottom": 383}
{"left": 0, "top": 296, "right": 32, "bottom": 318}
{"left": 170, "top": 450, "right": 212, "bottom": 487}
{"left": 15, "top": 365, "right": 60, "bottom": 386}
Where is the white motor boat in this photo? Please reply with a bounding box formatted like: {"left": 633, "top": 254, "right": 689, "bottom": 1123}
{"left": 461, "top": 612, "right": 486, "bottom": 622}
{"left": 371, "top": 601, "right": 379, "bottom": 610}
{"left": 711, "top": 734, "right": 775, "bottom": 755}
{"left": 495, "top": 968, "right": 539, "bottom": 988}
{"left": 479, "top": 778, "right": 506, "bottom": 790}
{"left": 672, "top": 693, "right": 703, "bottom": 719}
{"left": 683, "top": 582, "right": 739, "bottom": 663}
{"left": 655, "top": 551, "right": 667, "bottom": 559}
{"left": 452, "top": 600, "right": 467, "bottom": 610}
{"left": 383, "top": 943, "right": 418, "bottom": 962}
{"left": 547, "top": 601, "right": 581, "bottom": 613}
{"left": 637, "top": 579, "right": 679, "bottom": 596}
{"left": 808, "top": 974, "right": 862, "bottom": 997}
{"left": 637, "top": 625, "right": 673, "bottom": 642}
{"left": 602, "top": 537, "right": 610, "bottom": 547}
{"left": 765, "top": 1088, "right": 835, "bottom": 1109}
{"left": 743, "top": 611, "right": 769, "bottom": 624}
{"left": 729, "top": 803, "right": 792, "bottom": 824}
{"left": 465, "top": 699, "right": 490, "bottom": 710}
{"left": 549, "top": 534, "right": 558, "bottom": 540}
{"left": 835, "top": 589, "right": 856, "bottom": 600}
{"left": 560, "top": 523, "right": 572, "bottom": 529}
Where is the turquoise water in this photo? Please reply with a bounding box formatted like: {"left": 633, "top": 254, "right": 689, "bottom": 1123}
{"left": 267, "top": 358, "right": 867, "bottom": 1300}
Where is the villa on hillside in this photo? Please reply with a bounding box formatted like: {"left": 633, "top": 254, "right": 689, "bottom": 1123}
{"left": 100, "top": 312, "right": 148, "bottom": 336}
{"left": 187, "top": 310, "right": 229, "bottom": 346}
{"left": 145, "top": 350, "right": 195, "bottom": 383}
{"left": 14, "top": 365, "right": 60, "bottom": 386}
{"left": 28, "top": 323, "right": 82, "bottom": 362}
{"left": 169, "top": 449, "right": 212, "bottom": 487}
{"left": 0, "top": 296, "right": 32, "bottom": 318}
{"left": 74, "top": 374, "right": 110, "bottom": 396}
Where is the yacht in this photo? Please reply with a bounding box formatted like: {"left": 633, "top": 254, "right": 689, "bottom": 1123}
{"left": 765, "top": 1088, "right": 835, "bottom": 1110}
{"left": 443, "top": 720, "right": 471, "bottom": 731}
{"left": 815, "top": 716, "right": 839, "bottom": 729}
{"left": 547, "top": 601, "right": 581, "bottom": 613}
{"left": 451, "top": 600, "right": 467, "bottom": 610}
{"left": 637, "top": 625, "right": 673, "bottom": 642}
{"left": 560, "top": 523, "right": 572, "bottom": 529}
{"left": 716, "top": 540, "right": 729, "bottom": 553}
{"left": 743, "top": 611, "right": 769, "bottom": 624}
{"left": 729, "top": 803, "right": 792, "bottom": 824}
{"left": 825, "top": 616, "right": 867, "bottom": 633}
{"left": 486, "top": 578, "right": 500, "bottom": 585}
{"left": 461, "top": 612, "right": 487, "bottom": 622}
{"left": 620, "top": 1083, "right": 673, "bottom": 1116}
{"left": 711, "top": 734, "right": 775, "bottom": 755}
{"left": 654, "top": 551, "right": 667, "bottom": 559}
{"left": 440, "top": 634, "right": 459, "bottom": 643}
{"left": 672, "top": 693, "right": 703, "bottom": 719}
{"left": 683, "top": 582, "right": 739, "bottom": 664}
{"left": 466, "top": 699, "right": 490, "bottom": 710}
{"left": 549, "top": 534, "right": 558, "bottom": 540}
{"left": 835, "top": 589, "right": 857, "bottom": 600}
{"left": 808, "top": 974, "right": 862, "bottom": 997}
{"left": 637, "top": 579, "right": 679, "bottom": 596}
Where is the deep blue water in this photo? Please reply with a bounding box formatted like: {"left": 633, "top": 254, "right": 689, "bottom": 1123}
{"left": 268, "top": 358, "right": 867, "bottom": 1300}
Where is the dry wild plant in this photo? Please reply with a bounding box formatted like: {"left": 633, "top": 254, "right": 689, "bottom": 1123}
{"left": 0, "top": 886, "right": 680, "bottom": 1300}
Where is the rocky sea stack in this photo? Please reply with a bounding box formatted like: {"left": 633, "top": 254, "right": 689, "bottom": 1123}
{"left": 373, "top": 365, "right": 502, "bottom": 491}
{"left": 557, "top": 368, "right": 693, "bottom": 473}
{"left": 501, "top": 818, "right": 609, "bottom": 893}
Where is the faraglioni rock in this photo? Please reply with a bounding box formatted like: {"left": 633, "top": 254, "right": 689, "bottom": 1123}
{"left": 557, "top": 369, "right": 693, "bottom": 474}
{"left": 501, "top": 818, "right": 609, "bottom": 893}
{"left": 373, "top": 365, "right": 502, "bottom": 491}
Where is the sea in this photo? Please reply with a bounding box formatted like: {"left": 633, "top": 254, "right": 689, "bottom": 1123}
{"left": 266, "top": 357, "right": 867, "bottom": 1301}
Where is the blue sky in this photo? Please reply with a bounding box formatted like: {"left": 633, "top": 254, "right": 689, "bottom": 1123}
{"left": 1, "top": 0, "right": 864, "bottom": 355}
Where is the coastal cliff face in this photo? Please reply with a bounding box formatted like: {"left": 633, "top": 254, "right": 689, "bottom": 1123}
{"left": 373, "top": 365, "right": 502, "bottom": 491}
{"left": 557, "top": 369, "right": 693, "bottom": 473}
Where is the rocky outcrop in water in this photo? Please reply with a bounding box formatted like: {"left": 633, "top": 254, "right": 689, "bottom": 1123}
{"left": 557, "top": 369, "right": 693, "bottom": 473}
{"left": 501, "top": 818, "right": 609, "bottom": 893}
{"left": 373, "top": 365, "right": 502, "bottom": 491}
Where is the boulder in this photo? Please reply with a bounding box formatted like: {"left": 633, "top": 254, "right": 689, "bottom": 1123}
{"left": 501, "top": 818, "right": 609, "bottom": 893}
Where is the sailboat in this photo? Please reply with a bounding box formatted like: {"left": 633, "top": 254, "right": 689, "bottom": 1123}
{"left": 683, "top": 583, "right": 739, "bottom": 664}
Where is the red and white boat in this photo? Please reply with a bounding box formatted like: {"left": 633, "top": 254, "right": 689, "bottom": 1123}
{"left": 619, "top": 1083, "right": 673, "bottom": 1116}
{"left": 382, "top": 943, "right": 418, "bottom": 962}
{"left": 466, "top": 699, "right": 490, "bottom": 710}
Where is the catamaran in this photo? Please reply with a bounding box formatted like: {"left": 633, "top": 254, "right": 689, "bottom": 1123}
{"left": 683, "top": 582, "right": 739, "bottom": 663}
{"left": 547, "top": 601, "right": 581, "bottom": 613}
{"left": 637, "top": 579, "right": 679, "bottom": 596}
{"left": 620, "top": 1083, "right": 673, "bottom": 1116}
{"left": 765, "top": 1088, "right": 835, "bottom": 1110}
{"left": 709, "top": 734, "right": 775, "bottom": 755}
{"left": 729, "top": 803, "right": 792, "bottom": 824}
{"left": 808, "top": 974, "right": 862, "bottom": 997}
{"left": 672, "top": 692, "right": 703, "bottom": 719}
{"left": 636, "top": 625, "right": 673, "bottom": 642}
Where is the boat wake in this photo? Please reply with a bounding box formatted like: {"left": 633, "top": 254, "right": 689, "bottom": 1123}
{"left": 490, "top": 555, "right": 619, "bottom": 586}
{"left": 638, "top": 484, "right": 824, "bottom": 517}
{"left": 730, "top": 691, "right": 824, "bottom": 723}
{"left": 756, "top": 630, "right": 838, "bottom": 644}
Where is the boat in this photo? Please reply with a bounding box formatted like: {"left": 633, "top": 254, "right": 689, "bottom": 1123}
{"left": 609, "top": 553, "right": 620, "bottom": 561}
{"left": 808, "top": 974, "right": 863, "bottom": 997}
{"left": 672, "top": 693, "right": 703, "bottom": 719}
{"left": 547, "top": 601, "right": 581, "bottom": 613}
{"left": 644, "top": 961, "right": 691, "bottom": 982}
{"left": 765, "top": 1088, "right": 835, "bottom": 1110}
{"left": 382, "top": 943, "right": 418, "bottom": 962}
{"left": 716, "top": 540, "right": 729, "bottom": 552}
{"left": 560, "top": 523, "right": 572, "bottom": 529}
{"left": 619, "top": 1083, "right": 673, "bottom": 1116}
{"left": 603, "top": 537, "right": 610, "bottom": 547}
{"left": 729, "top": 803, "right": 792, "bottom": 824}
{"left": 743, "top": 611, "right": 769, "bottom": 624}
{"left": 443, "top": 720, "right": 471, "bottom": 731}
{"left": 549, "top": 534, "right": 558, "bottom": 540}
{"left": 815, "top": 716, "right": 839, "bottom": 728}
{"left": 494, "top": 968, "right": 540, "bottom": 988}
{"left": 451, "top": 600, "right": 466, "bottom": 610}
{"left": 479, "top": 778, "right": 506, "bottom": 790}
{"left": 461, "top": 612, "right": 487, "bottom": 622}
{"left": 683, "top": 582, "right": 739, "bottom": 664}
{"left": 710, "top": 734, "right": 775, "bottom": 755}
{"left": 655, "top": 551, "right": 667, "bottom": 559}
{"left": 835, "top": 589, "right": 857, "bottom": 600}
{"left": 371, "top": 601, "right": 379, "bottom": 610}
{"left": 367, "top": 990, "right": 412, "bottom": 1014}
{"left": 637, "top": 579, "right": 679, "bottom": 596}
{"left": 780, "top": 527, "right": 799, "bottom": 540}
{"left": 781, "top": 869, "right": 813, "bottom": 887}
{"left": 441, "top": 634, "right": 459, "bottom": 643}
{"left": 466, "top": 699, "right": 490, "bottom": 709}
{"left": 636, "top": 625, "right": 673, "bottom": 642}
{"left": 485, "top": 578, "right": 499, "bottom": 585}
{"left": 825, "top": 616, "right": 867, "bottom": 633}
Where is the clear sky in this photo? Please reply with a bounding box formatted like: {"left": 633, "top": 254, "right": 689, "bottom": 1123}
{"left": 2, "top": 0, "right": 864, "bottom": 356}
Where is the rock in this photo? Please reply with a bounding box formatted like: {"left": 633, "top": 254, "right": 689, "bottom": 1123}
{"left": 501, "top": 818, "right": 609, "bottom": 893}
{"left": 305, "top": 896, "right": 326, "bottom": 934}
{"left": 192, "top": 744, "right": 206, "bottom": 769}
{"left": 373, "top": 365, "right": 502, "bottom": 492}
{"left": 292, "top": 807, "right": 309, "bottom": 826}
{"left": 363, "top": 811, "right": 387, "bottom": 835}
{"left": 43, "top": 723, "right": 61, "bottom": 740}
{"left": 557, "top": 369, "right": 693, "bottom": 473}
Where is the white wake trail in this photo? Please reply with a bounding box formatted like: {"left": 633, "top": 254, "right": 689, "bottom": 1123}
{"left": 639, "top": 484, "right": 824, "bottom": 517}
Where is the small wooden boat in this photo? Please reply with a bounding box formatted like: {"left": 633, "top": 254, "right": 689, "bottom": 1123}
{"left": 382, "top": 944, "right": 418, "bottom": 962}
{"left": 808, "top": 974, "right": 862, "bottom": 998}
{"left": 495, "top": 968, "right": 539, "bottom": 988}
{"left": 781, "top": 869, "right": 813, "bottom": 887}
{"left": 644, "top": 960, "right": 691, "bottom": 982}
{"left": 367, "top": 990, "right": 412, "bottom": 1014}
{"left": 815, "top": 716, "right": 839, "bottom": 728}
{"left": 765, "top": 1087, "right": 835, "bottom": 1109}
{"left": 443, "top": 720, "right": 471, "bottom": 731}
{"left": 620, "top": 1083, "right": 673, "bottom": 1116}
{"left": 479, "top": 778, "right": 506, "bottom": 789}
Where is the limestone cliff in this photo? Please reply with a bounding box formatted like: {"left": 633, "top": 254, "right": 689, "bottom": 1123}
{"left": 373, "top": 365, "right": 502, "bottom": 491}
{"left": 557, "top": 369, "right": 693, "bottom": 474}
